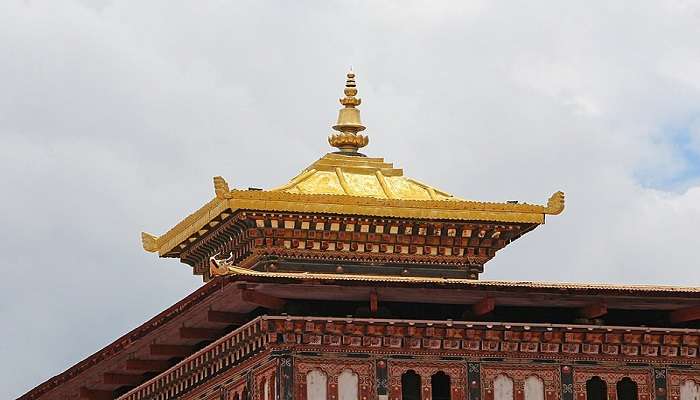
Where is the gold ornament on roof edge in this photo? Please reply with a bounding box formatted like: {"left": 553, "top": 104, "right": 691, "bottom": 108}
{"left": 328, "top": 71, "right": 369, "bottom": 153}
{"left": 213, "top": 176, "right": 231, "bottom": 199}
{"left": 545, "top": 191, "right": 565, "bottom": 215}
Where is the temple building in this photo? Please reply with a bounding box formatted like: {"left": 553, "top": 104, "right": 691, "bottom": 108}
{"left": 20, "top": 73, "right": 700, "bottom": 400}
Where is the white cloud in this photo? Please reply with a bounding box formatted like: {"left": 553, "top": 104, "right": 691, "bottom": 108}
{"left": 1, "top": 1, "right": 700, "bottom": 397}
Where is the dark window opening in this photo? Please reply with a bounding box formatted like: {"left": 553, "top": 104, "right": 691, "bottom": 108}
{"left": 431, "top": 372, "right": 451, "bottom": 400}
{"left": 401, "top": 370, "right": 421, "bottom": 400}
{"left": 617, "top": 378, "right": 638, "bottom": 400}
{"left": 586, "top": 376, "right": 607, "bottom": 400}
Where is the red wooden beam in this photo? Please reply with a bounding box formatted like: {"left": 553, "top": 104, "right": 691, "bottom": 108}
{"left": 179, "top": 327, "right": 225, "bottom": 340}
{"left": 472, "top": 297, "right": 495, "bottom": 317}
{"left": 241, "top": 289, "right": 286, "bottom": 310}
{"left": 370, "top": 289, "right": 379, "bottom": 314}
{"left": 103, "top": 373, "right": 143, "bottom": 386}
{"left": 150, "top": 344, "right": 194, "bottom": 357}
{"left": 79, "top": 387, "right": 113, "bottom": 400}
{"left": 579, "top": 303, "right": 608, "bottom": 319}
{"left": 124, "top": 359, "right": 172, "bottom": 372}
{"left": 670, "top": 306, "right": 700, "bottom": 324}
{"left": 208, "top": 310, "right": 248, "bottom": 324}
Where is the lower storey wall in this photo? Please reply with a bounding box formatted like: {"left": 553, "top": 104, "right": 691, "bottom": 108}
{"left": 185, "top": 352, "right": 700, "bottom": 400}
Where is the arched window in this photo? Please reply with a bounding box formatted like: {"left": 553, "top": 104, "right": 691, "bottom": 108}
{"left": 233, "top": 393, "right": 240, "bottom": 400}
{"left": 431, "top": 372, "right": 451, "bottom": 400}
{"left": 307, "top": 369, "right": 328, "bottom": 400}
{"left": 681, "top": 380, "right": 700, "bottom": 400}
{"left": 586, "top": 377, "right": 606, "bottom": 400}
{"left": 401, "top": 370, "right": 422, "bottom": 400}
{"left": 243, "top": 388, "right": 250, "bottom": 400}
{"left": 524, "top": 376, "right": 544, "bottom": 400}
{"left": 339, "top": 369, "right": 359, "bottom": 400}
{"left": 617, "top": 378, "right": 638, "bottom": 400}
{"left": 494, "top": 375, "right": 514, "bottom": 400}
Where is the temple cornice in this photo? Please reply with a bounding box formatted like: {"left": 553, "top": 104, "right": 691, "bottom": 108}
{"left": 142, "top": 187, "right": 564, "bottom": 256}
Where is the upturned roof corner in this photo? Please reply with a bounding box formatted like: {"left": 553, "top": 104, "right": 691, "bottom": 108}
{"left": 544, "top": 190, "right": 566, "bottom": 215}
{"left": 213, "top": 176, "right": 232, "bottom": 199}
{"left": 141, "top": 232, "right": 158, "bottom": 253}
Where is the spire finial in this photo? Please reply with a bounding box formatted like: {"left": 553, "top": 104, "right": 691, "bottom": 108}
{"left": 329, "top": 71, "right": 368, "bottom": 154}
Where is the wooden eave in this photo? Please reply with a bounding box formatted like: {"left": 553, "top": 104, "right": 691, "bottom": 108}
{"left": 141, "top": 188, "right": 565, "bottom": 257}
{"left": 18, "top": 278, "right": 258, "bottom": 400}
{"left": 219, "top": 266, "right": 700, "bottom": 305}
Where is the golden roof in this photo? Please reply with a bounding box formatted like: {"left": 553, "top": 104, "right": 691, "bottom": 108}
{"left": 270, "top": 153, "right": 456, "bottom": 200}
{"left": 142, "top": 72, "right": 565, "bottom": 257}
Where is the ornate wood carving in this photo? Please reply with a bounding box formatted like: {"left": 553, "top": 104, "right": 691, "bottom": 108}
{"left": 468, "top": 363, "right": 482, "bottom": 400}
{"left": 654, "top": 368, "right": 667, "bottom": 400}
{"left": 268, "top": 317, "right": 700, "bottom": 363}
{"left": 120, "top": 318, "right": 270, "bottom": 400}
{"left": 378, "top": 359, "right": 389, "bottom": 396}
{"left": 279, "top": 355, "right": 294, "bottom": 400}
{"left": 561, "top": 366, "right": 574, "bottom": 400}
{"left": 254, "top": 362, "right": 278, "bottom": 400}
{"left": 387, "top": 360, "right": 467, "bottom": 400}
{"left": 295, "top": 359, "right": 374, "bottom": 400}
{"left": 184, "top": 211, "right": 538, "bottom": 279}
{"left": 667, "top": 370, "right": 700, "bottom": 400}
{"left": 481, "top": 364, "right": 560, "bottom": 400}
{"left": 225, "top": 379, "right": 249, "bottom": 400}
{"left": 572, "top": 367, "right": 653, "bottom": 400}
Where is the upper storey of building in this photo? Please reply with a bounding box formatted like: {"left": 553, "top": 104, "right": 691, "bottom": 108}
{"left": 141, "top": 72, "right": 564, "bottom": 281}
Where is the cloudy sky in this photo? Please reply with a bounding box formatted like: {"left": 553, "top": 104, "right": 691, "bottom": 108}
{"left": 2, "top": 0, "right": 700, "bottom": 397}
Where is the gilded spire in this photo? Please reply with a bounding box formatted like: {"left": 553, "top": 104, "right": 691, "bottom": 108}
{"left": 329, "top": 71, "right": 369, "bottom": 154}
